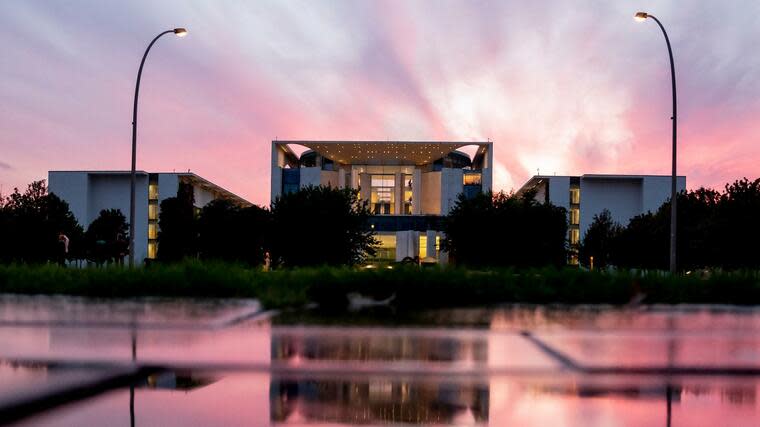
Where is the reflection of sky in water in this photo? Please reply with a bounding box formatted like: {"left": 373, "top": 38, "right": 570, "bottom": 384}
{"left": 2, "top": 297, "right": 760, "bottom": 426}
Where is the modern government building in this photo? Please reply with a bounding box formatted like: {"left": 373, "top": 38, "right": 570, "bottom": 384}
{"left": 48, "top": 140, "right": 684, "bottom": 265}
{"left": 271, "top": 140, "right": 494, "bottom": 264}
{"left": 517, "top": 174, "right": 686, "bottom": 263}
{"left": 48, "top": 171, "right": 249, "bottom": 263}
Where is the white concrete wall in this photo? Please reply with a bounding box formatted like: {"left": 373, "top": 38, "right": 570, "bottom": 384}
{"left": 547, "top": 177, "right": 571, "bottom": 210}
{"left": 642, "top": 176, "right": 687, "bottom": 214}
{"left": 51, "top": 172, "right": 150, "bottom": 263}
{"left": 270, "top": 142, "right": 284, "bottom": 203}
{"left": 48, "top": 172, "right": 89, "bottom": 225}
{"left": 440, "top": 168, "right": 463, "bottom": 214}
{"left": 91, "top": 174, "right": 149, "bottom": 262}
{"left": 412, "top": 168, "right": 422, "bottom": 214}
{"left": 395, "top": 230, "right": 419, "bottom": 261}
{"left": 481, "top": 143, "right": 494, "bottom": 192}
{"left": 421, "top": 171, "right": 441, "bottom": 215}
{"left": 579, "top": 178, "right": 644, "bottom": 236}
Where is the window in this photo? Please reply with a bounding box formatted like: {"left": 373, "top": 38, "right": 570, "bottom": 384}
{"left": 374, "top": 234, "right": 396, "bottom": 260}
{"left": 419, "top": 235, "right": 427, "bottom": 259}
{"left": 370, "top": 174, "right": 395, "bottom": 215}
{"left": 403, "top": 174, "right": 413, "bottom": 215}
{"left": 149, "top": 184, "right": 159, "bottom": 200}
{"left": 463, "top": 172, "right": 482, "bottom": 186}
{"left": 570, "top": 208, "right": 580, "bottom": 225}
{"left": 569, "top": 229, "right": 580, "bottom": 245}
{"left": 147, "top": 242, "right": 157, "bottom": 259}
{"left": 570, "top": 188, "right": 580, "bottom": 205}
{"left": 148, "top": 223, "right": 158, "bottom": 240}
{"left": 148, "top": 203, "right": 158, "bottom": 221}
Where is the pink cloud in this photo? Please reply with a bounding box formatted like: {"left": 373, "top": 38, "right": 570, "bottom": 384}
{"left": 1, "top": 1, "right": 759, "bottom": 206}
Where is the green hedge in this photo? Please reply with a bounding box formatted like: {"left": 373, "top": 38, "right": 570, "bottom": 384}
{"left": 1, "top": 261, "right": 759, "bottom": 309}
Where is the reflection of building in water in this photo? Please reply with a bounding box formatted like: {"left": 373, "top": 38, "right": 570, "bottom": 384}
{"left": 141, "top": 371, "right": 216, "bottom": 391}
{"left": 271, "top": 332, "right": 487, "bottom": 363}
{"left": 271, "top": 379, "right": 488, "bottom": 425}
{"left": 270, "top": 331, "right": 489, "bottom": 424}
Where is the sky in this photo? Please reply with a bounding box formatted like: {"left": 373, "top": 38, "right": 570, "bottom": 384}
{"left": 1, "top": 1, "right": 759, "bottom": 206}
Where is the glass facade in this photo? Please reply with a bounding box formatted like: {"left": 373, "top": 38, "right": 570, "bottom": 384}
{"left": 370, "top": 175, "right": 395, "bottom": 215}
{"left": 373, "top": 234, "right": 397, "bottom": 261}
{"left": 570, "top": 188, "right": 580, "bottom": 204}
{"left": 570, "top": 208, "right": 580, "bottom": 225}
{"left": 463, "top": 172, "right": 482, "bottom": 185}
{"left": 282, "top": 169, "right": 300, "bottom": 195}
{"left": 147, "top": 242, "right": 157, "bottom": 259}
{"left": 147, "top": 175, "right": 159, "bottom": 259}
{"left": 568, "top": 182, "right": 581, "bottom": 265}
{"left": 148, "top": 183, "right": 159, "bottom": 200}
{"left": 570, "top": 229, "right": 580, "bottom": 245}
{"left": 403, "top": 174, "right": 413, "bottom": 215}
{"left": 148, "top": 203, "right": 158, "bottom": 220}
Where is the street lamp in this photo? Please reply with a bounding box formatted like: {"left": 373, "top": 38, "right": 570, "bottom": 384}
{"left": 634, "top": 12, "right": 678, "bottom": 274}
{"left": 129, "top": 28, "right": 187, "bottom": 267}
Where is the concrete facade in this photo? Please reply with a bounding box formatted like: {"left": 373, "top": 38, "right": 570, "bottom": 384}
{"left": 517, "top": 174, "right": 687, "bottom": 263}
{"left": 48, "top": 171, "right": 249, "bottom": 264}
{"left": 270, "top": 140, "right": 493, "bottom": 263}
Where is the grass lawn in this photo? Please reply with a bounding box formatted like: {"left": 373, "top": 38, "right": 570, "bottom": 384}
{"left": 1, "top": 261, "right": 759, "bottom": 309}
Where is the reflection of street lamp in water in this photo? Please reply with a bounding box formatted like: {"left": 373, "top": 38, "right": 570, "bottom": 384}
{"left": 130, "top": 328, "right": 136, "bottom": 427}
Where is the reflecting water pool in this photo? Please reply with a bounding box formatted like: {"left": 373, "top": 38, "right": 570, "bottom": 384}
{"left": 1, "top": 295, "right": 760, "bottom": 426}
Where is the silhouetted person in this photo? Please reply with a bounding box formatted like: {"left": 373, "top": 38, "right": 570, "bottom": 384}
{"left": 57, "top": 231, "right": 69, "bottom": 266}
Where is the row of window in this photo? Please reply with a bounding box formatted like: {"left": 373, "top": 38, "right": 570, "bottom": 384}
{"left": 148, "top": 178, "right": 159, "bottom": 259}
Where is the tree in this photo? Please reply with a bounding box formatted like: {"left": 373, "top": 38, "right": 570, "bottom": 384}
{"left": 443, "top": 190, "right": 567, "bottom": 268}
{"left": 270, "top": 186, "right": 377, "bottom": 267}
{"left": 578, "top": 209, "right": 622, "bottom": 269}
{"left": 197, "top": 199, "right": 271, "bottom": 265}
{"left": 157, "top": 182, "right": 197, "bottom": 262}
{"left": 84, "top": 209, "right": 129, "bottom": 265}
{"left": 0, "top": 180, "right": 83, "bottom": 263}
{"left": 715, "top": 178, "right": 760, "bottom": 269}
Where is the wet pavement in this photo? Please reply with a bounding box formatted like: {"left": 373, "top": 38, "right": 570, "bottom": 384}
{"left": 1, "top": 296, "right": 759, "bottom": 426}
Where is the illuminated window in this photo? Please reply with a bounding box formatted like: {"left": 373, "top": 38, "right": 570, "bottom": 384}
{"left": 419, "top": 235, "right": 427, "bottom": 259}
{"left": 569, "top": 229, "right": 580, "bottom": 245}
{"left": 148, "top": 203, "right": 158, "bottom": 221}
{"left": 570, "top": 188, "right": 580, "bottom": 204}
{"left": 374, "top": 234, "right": 396, "bottom": 260}
{"left": 147, "top": 242, "right": 157, "bottom": 259}
{"left": 435, "top": 235, "right": 440, "bottom": 252}
{"left": 463, "top": 172, "right": 482, "bottom": 185}
{"left": 403, "top": 174, "right": 413, "bottom": 215}
{"left": 148, "top": 223, "right": 158, "bottom": 240}
{"left": 370, "top": 174, "right": 395, "bottom": 215}
{"left": 149, "top": 184, "right": 159, "bottom": 200}
{"left": 570, "top": 208, "right": 580, "bottom": 225}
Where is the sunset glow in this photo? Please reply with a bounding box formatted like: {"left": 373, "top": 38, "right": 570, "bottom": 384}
{"left": 1, "top": 1, "right": 759, "bottom": 205}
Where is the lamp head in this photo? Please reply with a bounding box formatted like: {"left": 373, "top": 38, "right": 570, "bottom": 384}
{"left": 173, "top": 28, "right": 188, "bottom": 37}
{"left": 634, "top": 12, "right": 648, "bottom": 22}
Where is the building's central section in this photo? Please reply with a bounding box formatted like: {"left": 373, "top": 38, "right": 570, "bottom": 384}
{"left": 271, "top": 140, "right": 493, "bottom": 263}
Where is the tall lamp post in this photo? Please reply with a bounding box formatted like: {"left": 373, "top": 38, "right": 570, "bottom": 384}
{"left": 635, "top": 12, "right": 678, "bottom": 274}
{"left": 129, "top": 28, "right": 187, "bottom": 267}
